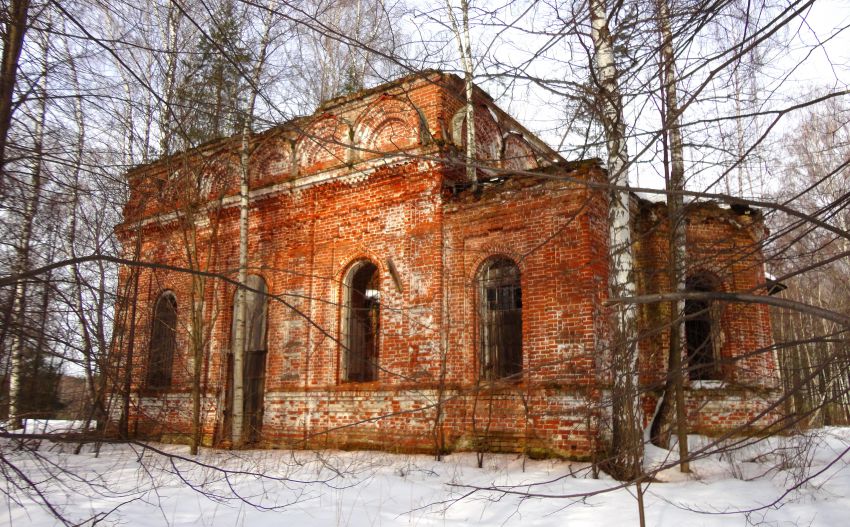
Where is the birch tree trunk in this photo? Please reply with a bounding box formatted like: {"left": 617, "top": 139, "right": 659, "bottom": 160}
{"left": 7, "top": 26, "right": 47, "bottom": 429}
{"left": 189, "top": 267, "right": 206, "bottom": 455}
{"left": 158, "top": 3, "right": 180, "bottom": 156}
{"left": 589, "top": 0, "right": 642, "bottom": 481}
{"left": 231, "top": 8, "right": 274, "bottom": 447}
{"left": 63, "top": 29, "right": 106, "bottom": 438}
{"left": 445, "top": 0, "right": 477, "bottom": 189}
{"left": 231, "top": 151, "right": 249, "bottom": 447}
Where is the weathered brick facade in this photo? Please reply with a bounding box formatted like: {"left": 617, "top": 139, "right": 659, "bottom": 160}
{"left": 114, "top": 71, "right": 781, "bottom": 458}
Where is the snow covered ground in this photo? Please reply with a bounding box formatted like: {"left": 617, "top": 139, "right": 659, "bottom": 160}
{"left": 3, "top": 425, "right": 849, "bottom": 526}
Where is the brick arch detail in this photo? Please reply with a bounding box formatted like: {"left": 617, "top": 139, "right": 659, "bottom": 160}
{"left": 297, "top": 114, "right": 353, "bottom": 173}
{"left": 502, "top": 132, "right": 538, "bottom": 171}
{"left": 207, "top": 156, "right": 238, "bottom": 198}
{"left": 353, "top": 96, "right": 423, "bottom": 160}
{"left": 223, "top": 273, "right": 271, "bottom": 329}
{"left": 466, "top": 248, "right": 525, "bottom": 284}
{"left": 151, "top": 288, "right": 177, "bottom": 309}
{"left": 334, "top": 252, "right": 388, "bottom": 284}
{"left": 250, "top": 136, "right": 294, "bottom": 184}
{"left": 685, "top": 268, "right": 728, "bottom": 292}
{"left": 162, "top": 154, "right": 235, "bottom": 205}
{"left": 229, "top": 272, "right": 270, "bottom": 306}
{"left": 333, "top": 250, "right": 387, "bottom": 300}
{"left": 450, "top": 104, "right": 503, "bottom": 166}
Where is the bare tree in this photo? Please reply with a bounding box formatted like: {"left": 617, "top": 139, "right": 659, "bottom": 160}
{"left": 232, "top": 3, "right": 276, "bottom": 449}
{"left": 649, "top": 0, "right": 689, "bottom": 472}
{"left": 288, "top": 0, "right": 407, "bottom": 109}
{"left": 6, "top": 18, "right": 48, "bottom": 429}
{"left": 588, "top": 0, "right": 642, "bottom": 482}
{"left": 2, "top": 0, "right": 850, "bottom": 524}
{"left": 0, "top": 0, "right": 30, "bottom": 180}
{"left": 772, "top": 94, "right": 850, "bottom": 426}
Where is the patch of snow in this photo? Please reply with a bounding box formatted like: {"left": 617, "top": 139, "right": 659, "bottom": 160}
{"left": 633, "top": 191, "right": 667, "bottom": 203}
{"left": 2, "top": 427, "right": 849, "bottom": 526}
{"left": 689, "top": 380, "right": 726, "bottom": 390}
{"left": 17, "top": 419, "right": 96, "bottom": 434}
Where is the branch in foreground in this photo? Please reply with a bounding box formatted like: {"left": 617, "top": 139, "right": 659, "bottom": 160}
{"left": 608, "top": 291, "right": 850, "bottom": 327}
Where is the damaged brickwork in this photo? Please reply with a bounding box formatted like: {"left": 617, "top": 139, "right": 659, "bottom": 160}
{"left": 114, "top": 71, "right": 781, "bottom": 457}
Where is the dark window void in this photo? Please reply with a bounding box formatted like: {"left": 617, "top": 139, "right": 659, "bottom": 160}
{"left": 147, "top": 292, "right": 177, "bottom": 389}
{"left": 685, "top": 274, "right": 722, "bottom": 381}
{"left": 478, "top": 258, "right": 522, "bottom": 380}
{"left": 344, "top": 262, "right": 380, "bottom": 382}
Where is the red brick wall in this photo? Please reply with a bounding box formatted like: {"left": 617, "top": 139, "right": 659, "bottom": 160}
{"left": 634, "top": 200, "right": 782, "bottom": 434}
{"left": 114, "top": 72, "right": 781, "bottom": 456}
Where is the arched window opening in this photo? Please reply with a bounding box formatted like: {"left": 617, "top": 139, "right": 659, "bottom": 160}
{"left": 685, "top": 274, "right": 722, "bottom": 381}
{"left": 229, "top": 275, "right": 269, "bottom": 443}
{"left": 147, "top": 292, "right": 177, "bottom": 389}
{"left": 343, "top": 261, "right": 380, "bottom": 382}
{"left": 478, "top": 258, "right": 522, "bottom": 380}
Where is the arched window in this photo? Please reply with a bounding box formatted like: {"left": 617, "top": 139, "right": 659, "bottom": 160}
{"left": 147, "top": 292, "right": 177, "bottom": 389}
{"left": 685, "top": 274, "right": 722, "bottom": 381}
{"left": 478, "top": 258, "right": 522, "bottom": 380}
{"left": 343, "top": 261, "right": 380, "bottom": 382}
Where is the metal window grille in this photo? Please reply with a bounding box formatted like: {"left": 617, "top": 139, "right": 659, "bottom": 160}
{"left": 478, "top": 258, "right": 522, "bottom": 380}
{"left": 147, "top": 293, "right": 177, "bottom": 389}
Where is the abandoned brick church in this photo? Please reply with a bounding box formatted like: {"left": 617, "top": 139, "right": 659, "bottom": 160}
{"left": 115, "top": 71, "right": 782, "bottom": 457}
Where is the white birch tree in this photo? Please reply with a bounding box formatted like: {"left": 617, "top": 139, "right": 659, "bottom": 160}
{"left": 444, "top": 0, "right": 477, "bottom": 188}
{"left": 232, "top": 4, "right": 276, "bottom": 448}
{"left": 588, "top": 0, "right": 642, "bottom": 481}
{"left": 6, "top": 23, "right": 48, "bottom": 430}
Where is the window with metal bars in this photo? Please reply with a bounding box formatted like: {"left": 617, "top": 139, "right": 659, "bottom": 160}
{"left": 478, "top": 258, "right": 522, "bottom": 380}
{"left": 147, "top": 292, "right": 177, "bottom": 389}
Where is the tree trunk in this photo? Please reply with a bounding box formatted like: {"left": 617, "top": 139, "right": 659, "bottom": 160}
{"left": 231, "top": 10, "right": 273, "bottom": 447}
{"left": 653, "top": 0, "right": 690, "bottom": 473}
{"left": 589, "top": 0, "right": 642, "bottom": 481}
{"left": 158, "top": 3, "right": 180, "bottom": 155}
{"left": 0, "top": 0, "right": 30, "bottom": 181}
{"left": 120, "top": 257, "right": 140, "bottom": 438}
{"left": 190, "top": 273, "right": 205, "bottom": 455}
{"left": 7, "top": 30, "right": 46, "bottom": 429}
{"left": 445, "top": 0, "right": 477, "bottom": 189}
